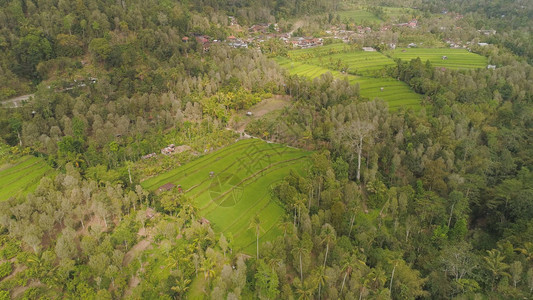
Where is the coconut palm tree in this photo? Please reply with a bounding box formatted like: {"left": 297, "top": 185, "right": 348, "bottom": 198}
{"left": 294, "top": 277, "right": 316, "bottom": 300}
{"left": 292, "top": 239, "right": 309, "bottom": 282}
{"left": 341, "top": 254, "right": 367, "bottom": 294}
{"left": 320, "top": 223, "right": 336, "bottom": 268}
{"left": 313, "top": 266, "right": 328, "bottom": 300}
{"left": 484, "top": 249, "right": 510, "bottom": 290}
{"left": 199, "top": 256, "right": 216, "bottom": 286}
{"left": 249, "top": 214, "right": 262, "bottom": 259}
{"left": 171, "top": 271, "right": 191, "bottom": 299}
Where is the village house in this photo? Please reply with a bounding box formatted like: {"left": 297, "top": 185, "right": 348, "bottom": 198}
{"left": 157, "top": 183, "right": 176, "bottom": 193}
{"left": 141, "top": 152, "right": 156, "bottom": 159}
{"left": 478, "top": 29, "right": 496, "bottom": 36}
{"left": 161, "top": 144, "right": 175, "bottom": 155}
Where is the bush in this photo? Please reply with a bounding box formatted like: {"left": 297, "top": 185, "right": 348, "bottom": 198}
{"left": 0, "top": 262, "right": 12, "bottom": 280}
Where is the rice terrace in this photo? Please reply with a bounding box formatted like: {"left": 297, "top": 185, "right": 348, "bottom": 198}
{"left": 142, "top": 138, "right": 311, "bottom": 254}
{"left": 385, "top": 48, "right": 488, "bottom": 69}
{"left": 276, "top": 47, "right": 422, "bottom": 110}
{"left": 0, "top": 156, "right": 54, "bottom": 201}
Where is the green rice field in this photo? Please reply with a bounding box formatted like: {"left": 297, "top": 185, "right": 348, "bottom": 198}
{"left": 142, "top": 139, "right": 311, "bottom": 254}
{"left": 0, "top": 156, "right": 54, "bottom": 201}
{"left": 385, "top": 48, "right": 488, "bottom": 69}
{"left": 307, "top": 50, "right": 396, "bottom": 76}
{"left": 337, "top": 10, "right": 382, "bottom": 24}
{"left": 275, "top": 57, "right": 421, "bottom": 110}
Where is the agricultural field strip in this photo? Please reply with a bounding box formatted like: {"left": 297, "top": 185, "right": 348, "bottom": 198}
{"left": 142, "top": 139, "right": 261, "bottom": 189}
{"left": 148, "top": 143, "right": 294, "bottom": 196}
{"left": 385, "top": 48, "right": 488, "bottom": 69}
{"left": 184, "top": 149, "right": 305, "bottom": 208}
{"left": 208, "top": 162, "right": 306, "bottom": 230}
{"left": 198, "top": 156, "right": 307, "bottom": 212}
{"left": 0, "top": 156, "right": 41, "bottom": 175}
{"left": 186, "top": 151, "right": 302, "bottom": 204}
{"left": 190, "top": 150, "right": 307, "bottom": 210}
{"left": 0, "top": 162, "right": 48, "bottom": 187}
{"left": 143, "top": 139, "right": 310, "bottom": 253}
{"left": 276, "top": 58, "right": 421, "bottom": 108}
{"left": 141, "top": 139, "right": 258, "bottom": 188}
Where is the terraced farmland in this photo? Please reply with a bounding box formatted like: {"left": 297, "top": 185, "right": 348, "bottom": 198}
{"left": 287, "top": 43, "right": 359, "bottom": 60}
{"left": 386, "top": 48, "right": 488, "bottom": 69}
{"left": 0, "top": 156, "right": 54, "bottom": 201}
{"left": 337, "top": 9, "right": 382, "bottom": 24}
{"left": 275, "top": 57, "right": 421, "bottom": 110}
{"left": 142, "top": 139, "right": 311, "bottom": 253}
{"left": 307, "top": 51, "right": 396, "bottom": 76}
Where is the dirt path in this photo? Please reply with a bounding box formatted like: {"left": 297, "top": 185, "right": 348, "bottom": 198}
{"left": 0, "top": 263, "right": 26, "bottom": 284}
{"left": 231, "top": 95, "right": 291, "bottom": 133}
{"left": 123, "top": 238, "right": 152, "bottom": 267}
{"left": 1, "top": 94, "right": 34, "bottom": 108}
{"left": 11, "top": 280, "right": 44, "bottom": 299}
{"left": 289, "top": 20, "right": 305, "bottom": 36}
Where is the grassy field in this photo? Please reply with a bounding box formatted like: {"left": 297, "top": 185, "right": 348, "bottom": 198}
{"left": 287, "top": 43, "right": 359, "bottom": 60}
{"left": 0, "top": 156, "right": 54, "bottom": 201}
{"left": 142, "top": 139, "right": 311, "bottom": 253}
{"left": 275, "top": 57, "right": 421, "bottom": 110}
{"left": 307, "top": 51, "right": 396, "bottom": 76}
{"left": 382, "top": 7, "right": 417, "bottom": 20}
{"left": 288, "top": 44, "right": 397, "bottom": 76}
{"left": 337, "top": 9, "right": 382, "bottom": 24}
{"left": 385, "top": 48, "right": 488, "bottom": 69}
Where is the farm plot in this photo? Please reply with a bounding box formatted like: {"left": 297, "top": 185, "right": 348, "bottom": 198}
{"left": 337, "top": 9, "right": 382, "bottom": 24}
{"left": 0, "top": 156, "right": 54, "bottom": 201}
{"left": 287, "top": 43, "right": 359, "bottom": 60}
{"left": 142, "top": 139, "right": 311, "bottom": 253}
{"left": 306, "top": 51, "right": 396, "bottom": 76}
{"left": 275, "top": 58, "right": 421, "bottom": 110}
{"left": 386, "top": 48, "right": 488, "bottom": 69}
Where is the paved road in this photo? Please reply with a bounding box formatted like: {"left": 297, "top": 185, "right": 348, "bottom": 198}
{"left": 1, "top": 94, "right": 34, "bottom": 108}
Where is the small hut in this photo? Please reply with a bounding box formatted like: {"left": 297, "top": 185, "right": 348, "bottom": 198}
{"left": 158, "top": 183, "right": 176, "bottom": 193}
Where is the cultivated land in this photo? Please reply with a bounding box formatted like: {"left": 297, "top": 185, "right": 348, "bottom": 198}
{"left": 275, "top": 57, "right": 421, "bottom": 110}
{"left": 142, "top": 139, "right": 311, "bottom": 253}
{"left": 337, "top": 9, "right": 382, "bottom": 24}
{"left": 289, "top": 44, "right": 397, "bottom": 76}
{"left": 385, "top": 48, "right": 488, "bottom": 69}
{"left": 0, "top": 156, "right": 53, "bottom": 201}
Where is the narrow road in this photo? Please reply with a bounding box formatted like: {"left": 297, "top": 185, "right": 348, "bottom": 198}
{"left": 1, "top": 94, "right": 34, "bottom": 108}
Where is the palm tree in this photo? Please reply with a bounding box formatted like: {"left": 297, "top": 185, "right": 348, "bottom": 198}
{"left": 320, "top": 223, "right": 336, "bottom": 268}
{"left": 295, "top": 197, "right": 306, "bottom": 226}
{"left": 313, "top": 266, "right": 328, "bottom": 300}
{"left": 278, "top": 219, "right": 295, "bottom": 238}
{"left": 294, "top": 277, "right": 316, "bottom": 300}
{"left": 516, "top": 242, "right": 533, "bottom": 262}
{"left": 171, "top": 271, "right": 191, "bottom": 299}
{"left": 249, "top": 214, "right": 262, "bottom": 260}
{"left": 341, "top": 254, "right": 366, "bottom": 294}
{"left": 292, "top": 239, "right": 308, "bottom": 282}
{"left": 484, "top": 249, "right": 510, "bottom": 290}
{"left": 199, "top": 256, "right": 216, "bottom": 286}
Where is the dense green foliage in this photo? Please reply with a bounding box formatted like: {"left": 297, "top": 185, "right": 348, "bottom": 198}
{"left": 0, "top": 0, "right": 531, "bottom": 298}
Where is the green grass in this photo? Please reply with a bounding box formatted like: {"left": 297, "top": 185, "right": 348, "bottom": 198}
{"left": 385, "top": 48, "right": 488, "bottom": 69}
{"left": 275, "top": 57, "right": 421, "bottom": 110}
{"left": 0, "top": 156, "right": 54, "bottom": 201}
{"left": 308, "top": 51, "right": 396, "bottom": 76}
{"left": 142, "top": 139, "right": 311, "bottom": 254}
{"left": 381, "top": 6, "right": 417, "bottom": 20}
{"left": 337, "top": 10, "right": 382, "bottom": 24}
{"left": 287, "top": 44, "right": 397, "bottom": 76}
